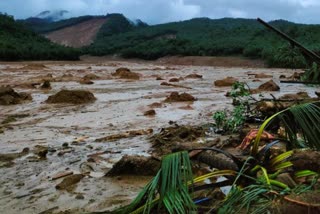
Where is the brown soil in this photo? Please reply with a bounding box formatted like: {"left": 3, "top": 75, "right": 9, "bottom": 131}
{"left": 169, "top": 78, "right": 180, "bottom": 82}
{"left": 148, "top": 102, "right": 163, "bottom": 108}
{"left": 95, "top": 129, "right": 153, "bottom": 142}
{"left": 290, "top": 150, "right": 320, "bottom": 173}
{"left": 144, "top": 109, "right": 156, "bottom": 116}
{"left": 254, "top": 73, "right": 273, "bottom": 78}
{"left": 160, "top": 82, "right": 192, "bottom": 89}
{"left": 251, "top": 79, "right": 281, "bottom": 93}
{"left": 164, "top": 92, "right": 196, "bottom": 102}
{"left": 45, "top": 18, "right": 107, "bottom": 48}
{"left": 0, "top": 148, "right": 29, "bottom": 168}
{"left": 112, "top": 67, "right": 140, "bottom": 80}
{"left": 0, "top": 86, "right": 32, "bottom": 105}
{"left": 55, "top": 174, "right": 85, "bottom": 190}
{"left": 83, "top": 74, "right": 100, "bottom": 80}
{"left": 106, "top": 155, "right": 160, "bottom": 176}
{"left": 275, "top": 192, "right": 320, "bottom": 214}
{"left": 45, "top": 90, "right": 96, "bottom": 104}
{"left": 79, "top": 78, "right": 94, "bottom": 85}
{"left": 279, "top": 92, "right": 310, "bottom": 100}
{"left": 185, "top": 73, "right": 203, "bottom": 79}
{"left": 214, "top": 77, "right": 238, "bottom": 87}
{"left": 258, "top": 80, "right": 280, "bottom": 91}
{"left": 22, "top": 63, "right": 47, "bottom": 70}
{"left": 40, "top": 80, "right": 51, "bottom": 89}
{"left": 150, "top": 125, "right": 207, "bottom": 157}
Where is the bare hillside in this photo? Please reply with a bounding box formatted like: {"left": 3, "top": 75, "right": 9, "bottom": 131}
{"left": 45, "top": 18, "right": 106, "bottom": 48}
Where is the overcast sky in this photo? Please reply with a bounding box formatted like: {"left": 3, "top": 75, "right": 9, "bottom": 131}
{"left": 1, "top": 0, "right": 320, "bottom": 24}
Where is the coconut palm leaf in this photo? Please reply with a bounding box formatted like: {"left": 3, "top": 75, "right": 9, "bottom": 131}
{"left": 115, "top": 151, "right": 196, "bottom": 214}
{"left": 252, "top": 102, "right": 320, "bottom": 155}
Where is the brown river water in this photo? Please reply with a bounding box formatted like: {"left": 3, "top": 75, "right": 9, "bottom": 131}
{"left": 0, "top": 58, "right": 317, "bottom": 213}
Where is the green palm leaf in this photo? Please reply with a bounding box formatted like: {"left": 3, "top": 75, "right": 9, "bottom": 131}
{"left": 115, "top": 151, "right": 196, "bottom": 214}
{"left": 252, "top": 102, "right": 320, "bottom": 155}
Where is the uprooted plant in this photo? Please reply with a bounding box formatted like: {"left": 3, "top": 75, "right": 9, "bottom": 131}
{"left": 108, "top": 101, "right": 320, "bottom": 214}
{"left": 212, "top": 82, "right": 257, "bottom": 133}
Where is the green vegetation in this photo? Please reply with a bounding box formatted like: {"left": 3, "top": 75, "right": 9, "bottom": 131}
{"left": 0, "top": 14, "right": 80, "bottom": 60}
{"left": 116, "top": 102, "right": 320, "bottom": 213}
{"left": 88, "top": 17, "right": 320, "bottom": 68}
{"left": 213, "top": 82, "right": 252, "bottom": 133}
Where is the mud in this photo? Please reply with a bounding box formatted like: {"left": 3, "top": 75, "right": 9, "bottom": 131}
{"left": 160, "top": 81, "right": 192, "bottom": 89}
{"left": 112, "top": 67, "right": 140, "bottom": 80}
{"left": 275, "top": 192, "right": 320, "bottom": 214}
{"left": 0, "top": 86, "right": 32, "bottom": 105}
{"left": 150, "top": 125, "right": 207, "bottom": 157}
{"left": 0, "top": 57, "right": 318, "bottom": 213}
{"left": 55, "top": 174, "right": 85, "bottom": 191}
{"left": 164, "top": 92, "right": 196, "bottom": 102}
{"left": 185, "top": 73, "right": 203, "bottom": 79}
{"left": 258, "top": 79, "right": 280, "bottom": 91}
{"left": 46, "top": 90, "right": 96, "bottom": 104}
{"left": 106, "top": 155, "right": 160, "bottom": 176}
{"left": 214, "top": 77, "right": 238, "bottom": 87}
{"left": 290, "top": 150, "right": 320, "bottom": 173}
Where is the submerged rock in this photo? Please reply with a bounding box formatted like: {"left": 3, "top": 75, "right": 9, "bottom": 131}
{"left": 46, "top": 90, "right": 96, "bottom": 104}
{"left": 83, "top": 73, "right": 100, "bottom": 80}
{"left": 106, "top": 155, "right": 160, "bottom": 176}
{"left": 112, "top": 67, "right": 140, "bottom": 80}
{"left": 55, "top": 174, "right": 85, "bottom": 190}
{"left": 40, "top": 80, "right": 51, "bottom": 89}
{"left": 144, "top": 109, "right": 156, "bottom": 116}
{"left": 0, "top": 86, "right": 32, "bottom": 105}
{"left": 164, "top": 92, "right": 196, "bottom": 102}
{"left": 254, "top": 73, "right": 273, "bottom": 78}
{"left": 258, "top": 80, "right": 280, "bottom": 91}
{"left": 185, "top": 73, "right": 203, "bottom": 79}
{"left": 169, "top": 78, "right": 180, "bottom": 82}
{"left": 214, "top": 77, "right": 238, "bottom": 87}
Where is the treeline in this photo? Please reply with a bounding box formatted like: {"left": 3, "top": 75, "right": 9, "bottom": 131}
{"left": 88, "top": 17, "right": 320, "bottom": 68}
{"left": 0, "top": 14, "right": 80, "bottom": 60}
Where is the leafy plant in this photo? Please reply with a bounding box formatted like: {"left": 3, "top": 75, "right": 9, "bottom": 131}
{"left": 212, "top": 82, "right": 251, "bottom": 133}
{"left": 116, "top": 151, "right": 196, "bottom": 214}
{"left": 252, "top": 102, "right": 320, "bottom": 155}
{"left": 212, "top": 110, "right": 227, "bottom": 130}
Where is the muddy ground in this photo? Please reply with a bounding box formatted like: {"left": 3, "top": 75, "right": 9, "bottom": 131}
{"left": 0, "top": 57, "right": 318, "bottom": 213}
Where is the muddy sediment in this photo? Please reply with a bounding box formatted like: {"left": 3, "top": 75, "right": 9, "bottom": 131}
{"left": 0, "top": 86, "right": 32, "bottom": 105}
{"left": 46, "top": 90, "right": 96, "bottom": 104}
{"left": 0, "top": 58, "right": 318, "bottom": 213}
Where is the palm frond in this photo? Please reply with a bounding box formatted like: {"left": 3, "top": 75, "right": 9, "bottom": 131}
{"left": 252, "top": 102, "right": 320, "bottom": 155}
{"left": 116, "top": 151, "right": 196, "bottom": 214}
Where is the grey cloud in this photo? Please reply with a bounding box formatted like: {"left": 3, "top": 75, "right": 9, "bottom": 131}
{"left": 0, "top": 0, "right": 320, "bottom": 24}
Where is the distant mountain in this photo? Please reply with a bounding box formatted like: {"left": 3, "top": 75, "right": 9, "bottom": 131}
{"left": 0, "top": 14, "right": 79, "bottom": 60}
{"left": 20, "top": 13, "right": 148, "bottom": 48}
{"left": 35, "top": 10, "right": 70, "bottom": 22}
{"left": 14, "top": 11, "right": 320, "bottom": 67}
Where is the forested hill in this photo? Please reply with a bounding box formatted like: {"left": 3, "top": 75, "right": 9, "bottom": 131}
{"left": 87, "top": 17, "right": 320, "bottom": 67}
{"left": 0, "top": 14, "right": 80, "bottom": 60}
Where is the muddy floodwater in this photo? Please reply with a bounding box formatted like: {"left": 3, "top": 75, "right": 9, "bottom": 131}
{"left": 0, "top": 58, "right": 318, "bottom": 213}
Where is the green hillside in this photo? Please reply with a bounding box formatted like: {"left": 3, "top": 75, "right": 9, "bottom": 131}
{"left": 88, "top": 17, "right": 320, "bottom": 67}
{"left": 0, "top": 14, "right": 80, "bottom": 60}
